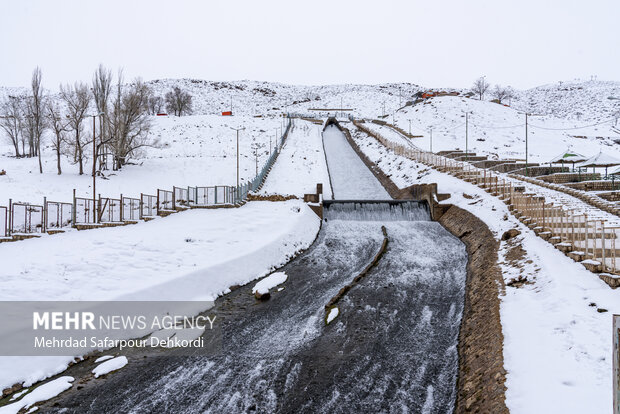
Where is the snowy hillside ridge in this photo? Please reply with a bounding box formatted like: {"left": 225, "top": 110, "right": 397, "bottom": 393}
{"left": 3, "top": 78, "right": 620, "bottom": 120}
{"left": 510, "top": 80, "right": 620, "bottom": 122}
{"left": 391, "top": 94, "right": 620, "bottom": 164}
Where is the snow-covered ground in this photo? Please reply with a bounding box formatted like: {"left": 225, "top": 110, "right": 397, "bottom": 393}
{"left": 0, "top": 114, "right": 284, "bottom": 204}
{"left": 348, "top": 125, "right": 619, "bottom": 413}
{"left": 0, "top": 200, "right": 319, "bottom": 391}
{"left": 322, "top": 125, "right": 389, "bottom": 200}
{"left": 390, "top": 95, "right": 620, "bottom": 164}
{"left": 260, "top": 120, "right": 332, "bottom": 198}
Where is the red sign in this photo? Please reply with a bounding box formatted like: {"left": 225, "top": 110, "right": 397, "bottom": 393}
{"left": 222, "top": 111, "right": 233, "bottom": 116}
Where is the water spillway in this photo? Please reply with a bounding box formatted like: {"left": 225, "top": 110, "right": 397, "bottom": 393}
{"left": 323, "top": 200, "right": 431, "bottom": 221}
{"left": 322, "top": 124, "right": 390, "bottom": 200}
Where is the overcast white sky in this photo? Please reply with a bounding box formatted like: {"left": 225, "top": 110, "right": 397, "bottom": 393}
{"left": 1, "top": 0, "right": 619, "bottom": 90}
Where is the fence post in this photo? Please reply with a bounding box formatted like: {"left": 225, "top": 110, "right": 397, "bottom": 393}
{"left": 72, "top": 190, "right": 76, "bottom": 228}
{"left": 120, "top": 194, "right": 124, "bottom": 222}
{"left": 42, "top": 196, "right": 47, "bottom": 233}
{"left": 172, "top": 188, "right": 176, "bottom": 210}
{"left": 97, "top": 194, "right": 102, "bottom": 224}
{"left": 139, "top": 193, "right": 144, "bottom": 220}
{"left": 7, "top": 198, "right": 12, "bottom": 236}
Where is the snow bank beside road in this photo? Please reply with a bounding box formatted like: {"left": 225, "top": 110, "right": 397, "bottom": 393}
{"left": 0, "top": 200, "right": 318, "bottom": 302}
{"left": 0, "top": 200, "right": 320, "bottom": 390}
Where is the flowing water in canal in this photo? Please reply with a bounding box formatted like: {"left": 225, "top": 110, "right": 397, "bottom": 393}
{"left": 45, "top": 123, "right": 467, "bottom": 414}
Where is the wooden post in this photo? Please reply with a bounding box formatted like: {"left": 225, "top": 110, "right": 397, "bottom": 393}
{"left": 120, "top": 194, "right": 124, "bottom": 222}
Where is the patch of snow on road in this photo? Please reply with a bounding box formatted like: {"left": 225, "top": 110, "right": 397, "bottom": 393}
{"left": 92, "top": 356, "right": 128, "bottom": 378}
{"left": 326, "top": 307, "right": 339, "bottom": 324}
{"left": 252, "top": 272, "right": 288, "bottom": 295}
{"left": 0, "top": 376, "right": 74, "bottom": 414}
{"left": 94, "top": 355, "right": 114, "bottom": 363}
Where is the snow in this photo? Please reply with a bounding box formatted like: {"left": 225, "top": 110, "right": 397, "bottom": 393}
{"left": 326, "top": 307, "right": 339, "bottom": 324}
{"left": 92, "top": 356, "right": 128, "bottom": 378}
{"left": 252, "top": 271, "right": 288, "bottom": 295}
{"left": 94, "top": 355, "right": 114, "bottom": 363}
{"left": 260, "top": 120, "right": 332, "bottom": 198}
{"left": 0, "top": 376, "right": 74, "bottom": 414}
{"left": 346, "top": 122, "right": 620, "bottom": 413}
{"left": 390, "top": 95, "right": 620, "bottom": 164}
{"left": 0, "top": 114, "right": 283, "bottom": 204}
{"left": 322, "top": 125, "right": 389, "bottom": 200}
{"left": 0, "top": 200, "right": 319, "bottom": 390}
{"left": 581, "top": 259, "right": 601, "bottom": 265}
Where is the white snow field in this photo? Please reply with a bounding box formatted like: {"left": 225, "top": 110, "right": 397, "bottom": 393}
{"left": 260, "top": 120, "right": 332, "bottom": 198}
{"left": 0, "top": 114, "right": 283, "bottom": 204}
{"left": 390, "top": 95, "right": 620, "bottom": 164}
{"left": 0, "top": 200, "right": 319, "bottom": 390}
{"left": 322, "top": 124, "right": 389, "bottom": 200}
{"left": 348, "top": 125, "right": 620, "bottom": 414}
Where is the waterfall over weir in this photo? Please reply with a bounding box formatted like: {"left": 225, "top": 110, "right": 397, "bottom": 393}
{"left": 323, "top": 200, "right": 431, "bottom": 221}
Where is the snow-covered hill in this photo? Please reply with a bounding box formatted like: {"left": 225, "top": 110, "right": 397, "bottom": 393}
{"left": 392, "top": 93, "right": 620, "bottom": 164}
{"left": 511, "top": 80, "right": 620, "bottom": 122}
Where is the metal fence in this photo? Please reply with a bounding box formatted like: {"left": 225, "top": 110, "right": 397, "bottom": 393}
{"left": 0, "top": 117, "right": 292, "bottom": 240}
{"left": 122, "top": 197, "right": 141, "bottom": 221}
{"left": 10, "top": 202, "right": 44, "bottom": 234}
{"left": 141, "top": 194, "right": 157, "bottom": 218}
{"left": 46, "top": 201, "right": 72, "bottom": 230}
{"left": 99, "top": 197, "right": 122, "bottom": 223}
{"left": 1, "top": 206, "right": 8, "bottom": 238}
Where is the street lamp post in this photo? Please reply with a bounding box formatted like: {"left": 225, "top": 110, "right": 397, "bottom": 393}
{"left": 230, "top": 127, "right": 245, "bottom": 188}
{"left": 463, "top": 111, "right": 472, "bottom": 162}
{"left": 91, "top": 112, "right": 104, "bottom": 223}
{"left": 429, "top": 128, "right": 433, "bottom": 152}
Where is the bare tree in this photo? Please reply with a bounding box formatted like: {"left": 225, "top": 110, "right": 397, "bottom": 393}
{"left": 29, "top": 67, "right": 46, "bottom": 173}
{"left": 165, "top": 86, "right": 193, "bottom": 116}
{"left": 0, "top": 96, "right": 24, "bottom": 157}
{"left": 45, "top": 101, "right": 69, "bottom": 175}
{"left": 491, "top": 85, "right": 510, "bottom": 104}
{"left": 471, "top": 76, "right": 490, "bottom": 100}
{"left": 504, "top": 86, "right": 516, "bottom": 106}
{"left": 108, "top": 75, "right": 153, "bottom": 169}
{"left": 60, "top": 82, "right": 92, "bottom": 175}
{"left": 147, "top": 93, "right": 164, "bottom": 115}
{"left": 91, "top": 65, "right": 113, "bottom": 169}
